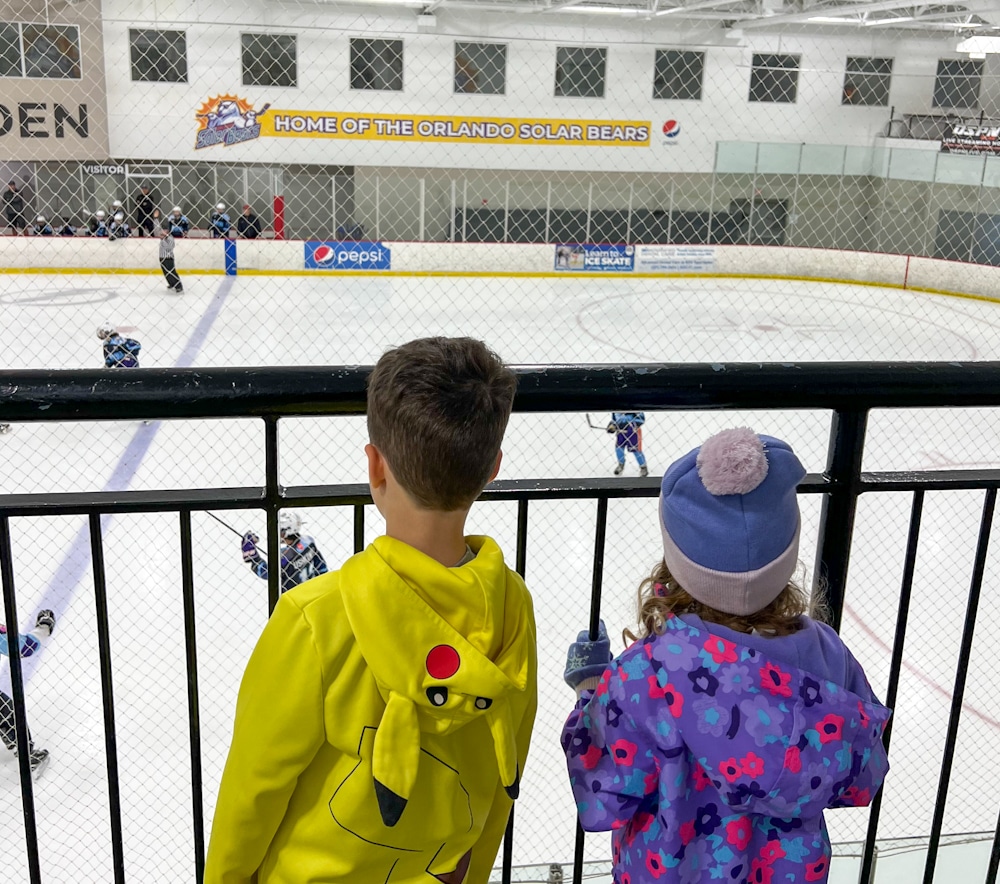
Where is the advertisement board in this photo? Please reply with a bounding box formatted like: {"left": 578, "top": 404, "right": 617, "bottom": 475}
{"left": 304, "top": 241, "right": 391, "bottom": 270}
{"left": 554, "top": 244, "right": 635, "bottom": 272}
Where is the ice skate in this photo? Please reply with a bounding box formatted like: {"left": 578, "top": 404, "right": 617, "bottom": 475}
{"left": 0, "top": 423, "right": 10, "bottom": 434}
{"left": 27, "top": 748, "right": 48, "bottom": 778}
{"left": 639, "top": 465, "right": 649, "bottom": 478}
{"left": 613, "top": 462, "right": 625, "bottom": 476}
{"left": 174, "top": 284, "right": 183, "bottom": 292}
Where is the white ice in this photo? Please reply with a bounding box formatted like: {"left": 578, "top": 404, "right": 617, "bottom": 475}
{"left": 1, "top": 271, "right": 999, "bottom": 882}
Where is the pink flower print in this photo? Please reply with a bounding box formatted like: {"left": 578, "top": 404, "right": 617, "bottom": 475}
{"left": 581, "top": 744, "right": 604, "bottom": 770}
{"left": 692, "top": 760, "right": 712, "bottom": 792}
{"left": 842, "top": 785, "right": 871, "bottom": 806}
{"left": 726, "top": 815, "right": 752, "bottom": 850}
{"left": 610, "top": 739, "right": 638, "bottom": 766}
{"left": 620, "top": 875, "right": 631, "bottom": 884}
{"left": 817, "top": 713, "right": 845, "bottom": 744}
{"left": 749, "top": 858, "right": 774, "bottom": 883}
{"left": 679, "top": 820, "right": 696, "bottom": 845}
{"left": 664, "top": 683, "right": 684, "bottom": 717}
{"left": 648, "top": 675, "right": 668, "bottom": 699}
{"left": 646, "top": 850, "right": 668, "bottom": 878}
{"left": 760, "top": 840, "right": 786, "bottom": 864}
{"left": 741, "top": 752, "right": 765, "bottom": 778}
{"left": 720, "top": 757, "right": 743, "bottom": 783}
{"left": 760, "top": 661, "right": 793, "bottom": 697}
{"left": 704, "top": 635, "right": 738, "bottom": 664}
{"left": 784, "top": 745, "right": 802, "bottom": 773}
{"left": 804, "top": 856, "right": 829, "bottom": 880}
{"left": 596, "top": 670, "right": 611, "bottom": 697}
{"left": 857, "top": 701, "right": 871, "bottom": 728}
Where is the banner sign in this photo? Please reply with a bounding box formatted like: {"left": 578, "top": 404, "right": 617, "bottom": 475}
{"left": 554, "top": 244, "right": 635, "bottom": 272}
{"left": 304, "top": 241, "right": 391, "bottom": 270}
{"left": 940, "top": 124, "right": 1000, "bottom": 155}
{"left": 634, "top": 245, "right": 716, "bottom": 273}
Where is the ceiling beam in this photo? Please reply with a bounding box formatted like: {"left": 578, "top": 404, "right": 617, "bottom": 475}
{"left": 655, "top": 0, "right": 748, "bottom": 14}
{"left": 739, "top": 0, "right": 947, "bottom": 27}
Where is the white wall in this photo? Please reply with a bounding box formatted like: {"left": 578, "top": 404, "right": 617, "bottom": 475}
{"left": 100, "top": 0, "right": 967, "bottom": 174}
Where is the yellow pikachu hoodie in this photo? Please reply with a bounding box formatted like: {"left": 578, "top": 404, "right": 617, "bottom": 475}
{"left": 204, "top": 535, "right": 537, "bottom": 884}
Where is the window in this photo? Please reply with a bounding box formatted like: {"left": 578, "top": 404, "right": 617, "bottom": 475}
{"left": 454, "top": 42, "right": 506, "bottom": 95}
{"left": 555, "top": 46, "right": 606, "bottom": 98}
{"left": 130, "top": 29, "right": 187, "bottom": 83}
{"left": 842, "top": 57, "right": 892, "bottom": 106}
{"left": 0, "top": 23, "right": 81, "bottom": 78}
{"left": 653, "top": 49, "right": 704, "bottom": 100}
{"left": 749, "top": 53, "right": 800, "bottom": 103}
{"left": 351, "top": 38, "right": 403, "bottom": 91}
{"left": 242, "top": 33, "right": 296, "bottom": 88}
{"left": 934, "top": 58, "right": 983, "bottom": 109}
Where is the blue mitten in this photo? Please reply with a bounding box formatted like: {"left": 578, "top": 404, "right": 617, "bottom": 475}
{"left": 564, "top": 620, "right": 612, "bottom": 693}
{"left": 241, "top": 531, "right": 261, "bottom": 563}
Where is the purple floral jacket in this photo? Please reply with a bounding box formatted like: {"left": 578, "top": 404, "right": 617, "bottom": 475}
{"left": 562, "top": 614, "right": 890, "bottom": 884}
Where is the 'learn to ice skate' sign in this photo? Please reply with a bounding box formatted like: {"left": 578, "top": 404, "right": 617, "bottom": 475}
{"left": 305, "top": 241, "right": 392, "bottom": 271}
{"left": 554, "top": 244, "right": 635, "bottom": 272}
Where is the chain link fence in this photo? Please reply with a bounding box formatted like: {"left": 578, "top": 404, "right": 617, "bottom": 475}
{"left": 3, "top": 0, "right": 1000, "bottom": 881}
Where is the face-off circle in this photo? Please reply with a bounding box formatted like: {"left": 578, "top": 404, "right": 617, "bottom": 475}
{"left": 426, "top": 644, "right": 460, "bottom": 679}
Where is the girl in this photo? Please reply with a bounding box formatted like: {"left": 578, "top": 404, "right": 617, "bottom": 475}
{"left": 562, "top": 427, "right": 890, "bottom": 884}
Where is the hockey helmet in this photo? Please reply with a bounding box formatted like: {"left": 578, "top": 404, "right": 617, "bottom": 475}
{"left": 171, "top": 206, "right": 182, "bottom": 214}
{"left": 112, "top": 200, "right": 123, "bottom": 209}
{"left": 36, "top": 215, "right": 45, "bottom": 223}
{"left": 95, "top": 210, "right": 106, "bottom": 219}
{"left": 114, "top": 212, "right": 124, "bottom": 222}
{"left": 278, "top": 510, "right": 303, "bottom": 539}
{"left": 216, "top": 203, "right": 225, "bottom": 211}
{"left": 96, "top": 322, "right": 115, "bottom": 340}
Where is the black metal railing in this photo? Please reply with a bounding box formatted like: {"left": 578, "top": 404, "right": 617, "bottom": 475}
{"left": 3, "top": 362, "right": 1000, "bottom": 884}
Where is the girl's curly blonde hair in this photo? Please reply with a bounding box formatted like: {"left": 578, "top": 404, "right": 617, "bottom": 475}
{"left": 622, "top": 559, "right": 827, "bottom": 645}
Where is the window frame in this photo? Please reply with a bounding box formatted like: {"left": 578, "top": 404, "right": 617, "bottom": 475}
{"left": 350, "top": 37, "right": 404, "bottom": 92}
{"left": 933, "top": 57, "right": 983, "bottom": 109}
{"left": 0, "top": 21, "right": 82, "bottom": 79}
{"left": 129, "top": 28, "right": 188, "bottom": 84}
{"left": 241, "top": 32, "right": 297, "bottom": 89}
{"left": 748, "top": 52, "right": 801, "bottom": 104}
{"left": 454, "top": 41, "right": 507, "bottom": 96}
{"left": 842, "top": 56, "right": 893, "bottom": 107}
{"left": 653, "top": 48, "right": 705, "bottom": 101}
{"left": 554, "top": 45, "right": 607, "bottom": 99}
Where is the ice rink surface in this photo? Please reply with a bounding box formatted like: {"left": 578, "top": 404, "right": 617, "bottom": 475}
{"left": 2, "top": 270, "right": 1000, "bottom": 882}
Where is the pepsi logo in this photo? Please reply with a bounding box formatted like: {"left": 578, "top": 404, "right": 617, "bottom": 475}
{"left": 312, "top": 244, "right": 336, "bottom": 265}
{"left": 662, "top": 120, "right": 681, "bottom": 139}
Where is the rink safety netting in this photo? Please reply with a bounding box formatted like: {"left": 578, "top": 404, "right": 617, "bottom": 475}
{"left": 3, "top": 364, "right": 1000, "bottom": 884}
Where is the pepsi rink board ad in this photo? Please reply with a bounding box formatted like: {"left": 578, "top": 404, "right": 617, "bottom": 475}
{"left": 305, "top": 241, "right": 391, "bottom": 270}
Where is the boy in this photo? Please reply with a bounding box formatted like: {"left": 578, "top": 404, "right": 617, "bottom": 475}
{"left": 97, "top": 323, "right": 141, "bottom": 368}
{"left": 607, "top": 411, "right": 648, "bottom": 477}
{"left": 205, "top": 337, "right": 537, "bottom": 884}
{"left": 159, "top": 226, "right": 183, "bottom": 292}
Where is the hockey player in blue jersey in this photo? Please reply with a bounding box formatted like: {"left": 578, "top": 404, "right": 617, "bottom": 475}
{"left": 209, "top": 203, "right": 231, "bottom": 238}
{"left": 607, "top": 412, "right": 648, "bottom": 477}
{"left": 1, "top": 609, "right": 56, "bottom": 776}
{"left": 97, "top": 323, "right": 141, "bottom": 368}
{"left": 240, "top": 510, "right": 329, "bottom": 595}
{"left": 166, "top": 206, "right": 191, "bottom": 238}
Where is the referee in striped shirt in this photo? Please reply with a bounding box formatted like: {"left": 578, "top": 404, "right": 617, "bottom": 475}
{"left": 159, "top": 225, "right": 183, "bottom": 292}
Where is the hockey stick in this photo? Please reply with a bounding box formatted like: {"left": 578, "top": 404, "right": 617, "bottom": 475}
{"left": 586, "top": 413, "right": 609, "bottom": 431}
{"left": 205, "top": 510, "right": 247, "bottom": 538}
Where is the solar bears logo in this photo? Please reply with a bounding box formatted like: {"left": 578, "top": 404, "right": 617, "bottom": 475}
{"left": 662, "top": 120, "right": 681, "bottom": 145}
{"left": 195, "top": 95, "right": 271, "bottom": 149}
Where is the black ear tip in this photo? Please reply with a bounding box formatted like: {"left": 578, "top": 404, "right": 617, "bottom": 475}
{"left": 374, "top": 779, "right": 407, "bottom": 827}
{"left": 504, "top": 766, "right": 521, "bottom": 800}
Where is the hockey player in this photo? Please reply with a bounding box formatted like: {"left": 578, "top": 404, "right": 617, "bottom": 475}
{"left": 31, "top": 215, "right": 53, "bottom": 236}
{"left": 607, "top": 412, "right": 648, "bottom": 477}
{"left": 209, "top": 203, "right": 231, "bottom": 238}
{"left": 97, "top": 323, "right": 141, "bottom": 368}
{"left": 91, "top": 210, "right": 109, "bottom": 238}
{"left": 241, "top": 511, "right": 328, "bottom": 595}
{"left": 55, "top": 216, "right": 77, "bottom": 236}
{"left": 1, "top": 609, "right": 56, "bottom": 776}
{"left": 108, "top": 212, "right": 130, "bottom": 240}
{"left": 166, "top": 206, "right": 191, "bottom": 238}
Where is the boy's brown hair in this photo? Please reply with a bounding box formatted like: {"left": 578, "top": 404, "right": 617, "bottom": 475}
{"left": 367, "top": 337, "right": 517, "bottom": 511}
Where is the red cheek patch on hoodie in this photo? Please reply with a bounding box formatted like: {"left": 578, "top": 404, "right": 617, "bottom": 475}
{"left": 426, "top": 645, "right": 460, "bottom": 679}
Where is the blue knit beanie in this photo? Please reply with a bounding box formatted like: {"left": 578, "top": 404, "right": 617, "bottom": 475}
{"left": 659, "top": 428, "right": 806, "bottom": 616}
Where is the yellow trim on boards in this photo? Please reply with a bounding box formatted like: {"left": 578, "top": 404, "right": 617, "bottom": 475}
{"left": 3, "top": 265, "right": 1000, "bottom": 306}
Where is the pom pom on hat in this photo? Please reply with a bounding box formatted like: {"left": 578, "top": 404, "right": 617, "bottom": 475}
{"left": 696, "top": 427, "right": 768, "bottom": 496}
